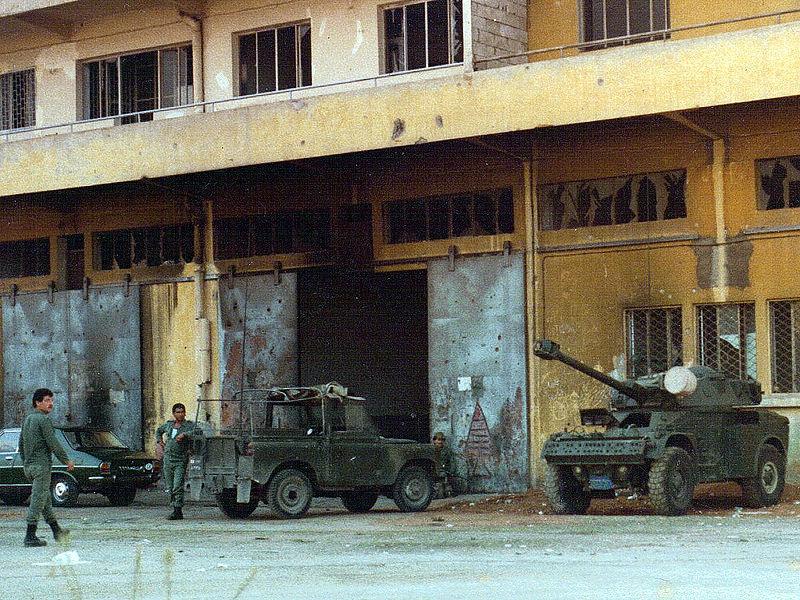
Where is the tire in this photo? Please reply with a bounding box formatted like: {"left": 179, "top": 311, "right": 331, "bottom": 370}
{"left": 215, "top": 488, "right": 260, "bottom": 519}
{"left": 341, "top": 492, "right": 379, "bottom": 513}
{"left": 51, "top": 476, "right": 80, "bottom": 507}
{"left": 106, "top": 485, "right": 137, "bottom": 507}
{"left": 741, "top": 444, "right": 786, "bottom": 508}
{"left": 0, "top": 490, "right": 30, "bottom": 506}
{"left": 392, "top": 466, "right": 434, "bottom": 513}
{"left": 543, "top": 463, "right": 591, "bottom": 515}
{"left": 648, "top": 447, "right": 695, "bottom": 516}
{"left": 267, "top": 469, "right": 313, "bottom": 519}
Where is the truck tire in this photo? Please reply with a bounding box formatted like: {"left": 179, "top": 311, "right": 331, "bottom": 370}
{"left": 106, "top": 485, "right": 137, "bottom": 507}
{"left": 543, "top": 463, "right": 590, "bottom": 515}
{"left": 648, "top": 447, "right": 695, "bottom": 516}
{"left": 51, "top": 475, "right": 80, "bottom": 507}
{"left": 267, "top": 468, "right": 313, "bottom": 519}
{"left": 392, "top": 466, "right": 433, "bottom": 512}
{"left": 216, "top": 488, "right": 260, "bottom": 519}
{"left": 341, "top": 492, "right": 379, "bottom": 513}
{"left": 740, "top": 444, "right": 785, "bottom": 508}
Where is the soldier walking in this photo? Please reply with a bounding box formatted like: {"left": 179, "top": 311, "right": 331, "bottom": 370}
{"left": 156, "top": 403, "right": 201, "bottom": 520}
{"left": 19, "top": 388, "right": 74, "bottom": 547}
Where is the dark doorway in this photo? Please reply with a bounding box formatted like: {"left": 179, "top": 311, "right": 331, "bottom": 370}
{"left": 298, "top": 268, "right": 429, "bottom": 441}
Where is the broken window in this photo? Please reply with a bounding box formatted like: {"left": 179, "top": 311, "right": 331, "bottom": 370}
{"left": 698, "top": 303, "right": 756, "bottom": 380}
{"left": 538, "top": 169, "right": 686, "bottom": 231}
{"left": 769, "top": 300, "right": 800, "bottom": 392}
{"left": 238, "top": 22, "right": 312, "bottom": 95}
{"left": 0, "top": 238, "right": 50, "bottom": 278}
{"left": 385, "top": 187, "right": 513, "bottom": 244}
{"left": 583, "top": 0, "right": 669, "bottom": 46}
{"left": 93, "top": 224, "right": 194, "bottom": 270}
{"left": 213, "top": 210, "right": 331, "bottom": 260}
{"left": 384, "top": 0, "right": 464, "bottom": 74}
{"left": 81, "top": 45, "right": 193, "bottom": 123}
{"left": 756, "top": 156, "right": 800, "bottom": 210}
{"left": 625, "top": 307, "right": 682, "bottom": 377}
{"left": 0, "top": 68, "right": 35, "bottom": 131}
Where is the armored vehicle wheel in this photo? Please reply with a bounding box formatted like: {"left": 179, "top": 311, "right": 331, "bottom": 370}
{"left": 341, "top": 492, "right": 379, "bottom": 513}
{"left": 216, "top": 488, "right": 260, "bottom": 519}
{"left": 648, "top": 447, "right": 695, "bottom": 516}
{"left": 0, "top": 490, "right": 30, "bottom": 506}
{"left": 51, "top": 476, "right": 79, "bottom": 507}
{"left": 268, "top": 468, "right": 313, "bottom": 519}
{"left": 393, "top": 466, "right": 433, "bottom": 512}
{"left": 740, "top": 445, "right": 785, "bottom": 508}
{"left": 106, "top": 485, "right": 137, "bottom": 507}
{"left": 543, "top": 463, "right": 590, "bottom": 515}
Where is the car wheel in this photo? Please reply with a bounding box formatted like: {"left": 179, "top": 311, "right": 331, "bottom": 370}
{"left": 106, "top": 485, "right": 137, "bottom": 507}
{"left": 392, "top": 465, "right": 433, "bottom": 513}
{"left": 341, "top": 492, "right": 379, "bottom": 513}
{"left": 0, "top": 490, "right": 30, "bottom": 506}
{"left": 215, "top": 488, "right": 260, "bottom": 519}
{"left": 648, "top": 447, "right": 695, "bottom": 516}
{"left": 51, "top": 476, "right": 80, "bottom": 507}
{"left": 741, "top": 444, "right": 786, "bottom": 508}
{"left": 267, "top": 468, "right": 313, "bottom": 519}
{"left": 543, "top": 463, "right": 591, "bottom": 515}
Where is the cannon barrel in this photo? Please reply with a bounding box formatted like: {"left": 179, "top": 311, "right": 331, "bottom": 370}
{"left": 534, "top": 339, "right": 658, "bottom": 404}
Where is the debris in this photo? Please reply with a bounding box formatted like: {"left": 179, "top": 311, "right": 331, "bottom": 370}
{"left": 34, "top": 550, "right": 89, "bottom": 566}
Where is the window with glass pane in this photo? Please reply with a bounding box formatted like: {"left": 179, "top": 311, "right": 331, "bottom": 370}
{"left": 625, "top": 307, "right": 682, "bottom": 377}
{"left": 583, "top": 0, "right": 669, "bottom": 46}
{"left": 698, "top": 303, "right": 756, "bottom": 380}
{"left": 769, "top": 300, "right": 800, "bottom": 393}
{"left": 238, "top": 22, "right": 312, "bottom": 96}
{"left": 383, "top": 0, "right": 464, "bottom": 74}
{"left": 0, "top": 69, "right": 36, "bottom": 131}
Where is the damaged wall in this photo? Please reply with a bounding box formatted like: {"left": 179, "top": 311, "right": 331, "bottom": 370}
{"left": 472, "top": 0, "right": 528, "bottom": 68}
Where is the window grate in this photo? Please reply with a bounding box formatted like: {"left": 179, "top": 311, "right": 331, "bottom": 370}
{"left": 698, "top": 303, "right": 756, "bottom": 380}
{"left": 0, "top": 69, "right": 35, "bottom": 131}
{"left": 625, "top": 307, "right": 682, "bottom": 377}
{"left": 769, "top": 300, "right": 800, "bottom": 392}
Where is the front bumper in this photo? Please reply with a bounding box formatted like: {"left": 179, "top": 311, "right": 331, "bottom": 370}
{"left": 542, "top": 437, "right": 647, "bottom": 465}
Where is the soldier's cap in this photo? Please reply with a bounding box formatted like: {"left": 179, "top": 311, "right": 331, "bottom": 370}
{"left": 432, "top": 432, "right": 445, "bottom": 441}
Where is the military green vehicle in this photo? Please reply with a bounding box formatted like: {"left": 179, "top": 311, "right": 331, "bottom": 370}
{"left": 187, "top": 383, "right": 438, "bottom": 519}
{"left": 534, "top": 339, "right": 789, "bottom": 516}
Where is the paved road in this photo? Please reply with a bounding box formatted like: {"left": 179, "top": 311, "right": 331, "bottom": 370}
{"left": 2, "top": 491, "right": 799, "bottom": 600}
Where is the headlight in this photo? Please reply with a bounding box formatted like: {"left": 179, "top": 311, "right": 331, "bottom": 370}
{"left": 144, "top": 462, "right": 153, "bottom": 471}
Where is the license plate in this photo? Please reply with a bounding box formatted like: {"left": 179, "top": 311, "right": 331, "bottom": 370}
{"left": 589, "top": 475, "right": 614, "bottom": 491}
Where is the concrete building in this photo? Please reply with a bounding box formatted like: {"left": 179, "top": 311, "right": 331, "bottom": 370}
{"left": 2, "top": 0, "right": 800, "bottom": 491}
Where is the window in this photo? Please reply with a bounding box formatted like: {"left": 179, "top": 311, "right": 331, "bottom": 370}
{"left": 93, "top": 224, "right": 194, "bottom": 270}
{"left": 0, "top": 431, "right": 19, "bottom": 453}
{"left": 757, "top": 156, "right": 800, "bottom": 210}
{"left": 583, "top": 0, "right": 669, "bottom": 45}
{"left": 698, "top": 303, "right": 756, "bottom": 380}
{"left": 384, "top": 0, "right": 463, "bottom": 73}
{"left": 386, "top": 188, "right": 513, "bottom": 244}
{"left": 538, "top": 170, "right": 686, "bottom": 231}
{"left": 769, "top": 300, "right": 800, "bottom": 393}
{"left": 0, "top": 69, "right": 35, "bottom": 131}
{"left": 0, "top": 238, "right": 50, "bottom": 278}
{"left": 214, "top": 210, "right": 330, "bottom": 260}
{"left": 626, "top": 307, "right": 682, "bottom": 377}
{"left": 81, "top": 45, "right": 193, "bottom": 123}
{"left": 238, "top": 23, "right": 312, "bottom": 96}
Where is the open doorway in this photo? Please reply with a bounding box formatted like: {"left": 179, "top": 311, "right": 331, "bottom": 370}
{"left": 298, "top": 268, "right": 429, "bottom": 442}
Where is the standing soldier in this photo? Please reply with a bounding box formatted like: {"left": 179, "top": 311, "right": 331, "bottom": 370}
{"left": 156, "top": 403, "right": 202, "bottom": 520}
{"left": 19, "top": 388, "right": 75, "bottom": 547}
{"left": 432, "top": 431, "right": 455, "bottom": 498}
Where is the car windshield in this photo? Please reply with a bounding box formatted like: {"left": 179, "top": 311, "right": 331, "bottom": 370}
{"left": 72, "top": 431, "right": 128, "bottom": 449}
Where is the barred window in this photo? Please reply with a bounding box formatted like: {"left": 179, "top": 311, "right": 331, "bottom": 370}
{"left": 698, "top": 303, "right": 756, "bottom": 380}
{"left": 214, "top": 210, "right": 330, "bottom": 260}
{"left": 238, "top": 22, "right": 312, "bottom": 96}
{"left": 757, "top": 156, "right": 800, "bottom": 210}
{"left": 94, "top": 224, "right": 194, "bottom": 270}
{"left": 385, "top": 188, "right": 513, "bottom": 244}
{"left": 0, "top": 69, "right": 36, "bottom": 131}
{"left": 583, "top": 0, "right": 669, "bottom": 46}
{"left": 0, "top": 238, "right": 49, "bottom": 278}
{"left": 538, "top": 170, "right": 686, "bottom": 231}
{"left": 769, "top": 300, "right": 800, "bottom": 393}
{"left": 625, "top": 307, "right": 682, "bottom": 377}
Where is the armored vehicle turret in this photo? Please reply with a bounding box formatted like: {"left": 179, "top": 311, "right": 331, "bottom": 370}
{"left": 535, "top": 339, "right": 789, "bottom": 516}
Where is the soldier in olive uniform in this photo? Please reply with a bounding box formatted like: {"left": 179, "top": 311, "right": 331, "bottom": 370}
{"left": 19, "top": 388, "right": 75, "bottom": 547}
{"left": 432, "top": 431, "right": 455, "bottom": 498}
{"left": 156, "top": 403, "right": 202, "bottom": 520}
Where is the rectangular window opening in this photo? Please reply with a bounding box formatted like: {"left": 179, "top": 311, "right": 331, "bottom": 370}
{"left": 698, "top": 303, "right": 756, "bottom": 380}
{"left": 769, "top": 300, "right": 800, "bottom": 393}
{"left": 384, "top": 0, "right": 463, "bottom": 74}
{"left": 0, "top": 68, "right": 36, "bottom": 131}
{"left": 238, "top": 22, "right": 312, "bottom": 96}
{"left": 583, "top": 0, "right": 670, "bottom": 47}
{"left": 625, "top": 307, "right": 682, "bottom": 377}
{"left": 94, "top": 224, "right": 194, "bottom": 271}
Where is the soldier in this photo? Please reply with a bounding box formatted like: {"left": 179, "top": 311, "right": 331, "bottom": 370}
{"left": 432, "top": 431, "right": 455, "bottom": 498}
{"left": 19, "top": 388, "right": 75, "bottom": 547}
{"left": 156, "top": 403, "right": 202, "bottom": 520}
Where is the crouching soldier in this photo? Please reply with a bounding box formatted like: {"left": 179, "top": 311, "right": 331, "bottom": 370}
{"left": 432, "top": 432, "right": 456, "bottom": 498}
{"left": 20, "top": 388, "right": 75, "bottom": 547}
{"left": 156, "top": 403, "right": 203, "bottom": 520}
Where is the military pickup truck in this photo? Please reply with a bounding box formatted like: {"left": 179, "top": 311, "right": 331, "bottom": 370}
{"left": 187, "top": 383, "right": 438, "bottom": 519}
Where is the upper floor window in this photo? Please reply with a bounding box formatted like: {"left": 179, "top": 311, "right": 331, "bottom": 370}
{"left": 0, "top": 238, "right": 49, "bottom": 278}
{"left": 583, "top": 0, "right": 669, "bottom": 46}
{"left": 758, "top": 156, "right": 800, "bottom": 210}
{"left": 625, "top": 307, "right": 682, "bottom": 377}
{"left": 538, "top": 169, "right": 686, "bottom": 231}
{"left": 214, "top": 210, "right": 330, "bottom": 260}
{"left": 697, "top": 303, "right": 756, "bottom": 380}
{"left": 0, "top": 69, "right": 35, "bottom": 131}
{"left": 81, "top": 45, "right": 193, "bottom": 123}
{"left": 93, "top": 224, "right": 194, "bottom": 271}
{"left": 238, "top": 23, "right": 312, "bottom": 96}
{"left": 383, "top": 0, "right": 463, "bottom": 74}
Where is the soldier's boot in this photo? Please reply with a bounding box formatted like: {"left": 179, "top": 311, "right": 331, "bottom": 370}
{"left": 47, "top": 520, "right": 70, "bottom": 542}
{"left": 23, "top": 524, "right": 47, "bottom": 547}
{"left": 167, "top": 507, "right": 183, "bottom": 520}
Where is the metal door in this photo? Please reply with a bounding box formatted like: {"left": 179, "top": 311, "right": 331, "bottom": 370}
{"left": 428, "top": 252, "right": 529, "bottom": 492}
